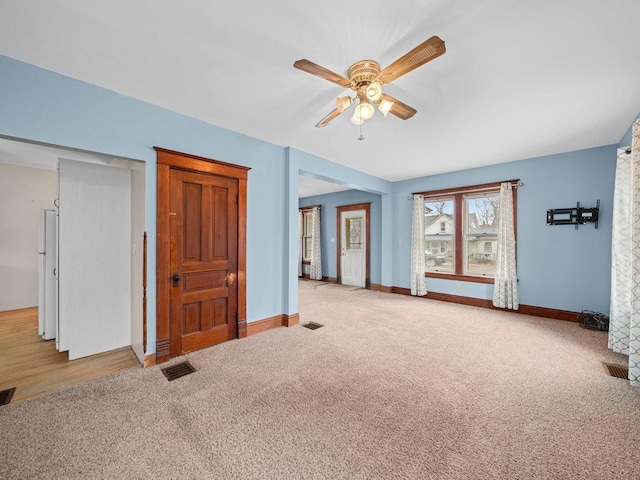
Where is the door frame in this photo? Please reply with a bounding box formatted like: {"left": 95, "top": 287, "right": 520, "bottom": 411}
{"left": 155, "top": 147, "right": 249, "bottom": 364}
{"left": 336, "top": 203, "right": 370, "bottom": 289}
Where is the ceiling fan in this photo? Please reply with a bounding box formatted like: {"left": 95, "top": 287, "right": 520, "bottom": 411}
{"left": 294, "top": 36, "right": 446, "bottom": 128}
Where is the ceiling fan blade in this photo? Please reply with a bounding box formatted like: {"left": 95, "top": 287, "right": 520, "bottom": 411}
{"left": 377, "top": 36, "right": 446, "bottom": 84}
{"left": 380, "top": 94, "right": 417, "bottom": 120}
{"left": 294, "top": 59, "right": 351, "bottom": 88}
{"left": 315, "top": 107, "right": 343, "bottom": 128}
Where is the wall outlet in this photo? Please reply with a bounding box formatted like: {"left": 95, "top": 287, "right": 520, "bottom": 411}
{"left": 398, "top": 238, "right": 403, "bottom": 245}
{"left": 330, "top": 237, "right": 335, "bottom": 243}
{"left": 456, "top": 285, "right": 463, "bottom": 292}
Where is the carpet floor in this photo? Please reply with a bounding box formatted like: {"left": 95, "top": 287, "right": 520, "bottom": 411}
{"left": 1, "top": 280, "right": 638, "bottom": 479}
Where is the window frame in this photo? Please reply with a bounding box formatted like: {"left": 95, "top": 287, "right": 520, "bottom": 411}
{"left": 299, "top": 205, "right": 318, "bottom": 264}
{"left": 415, "top": 180, "right": 518, "bottom": 285}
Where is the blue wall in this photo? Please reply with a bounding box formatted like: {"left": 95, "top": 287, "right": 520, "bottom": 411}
{"left": 391, "top": 145, "right": 617, "bottom": 313}
{"left": 301, "top": 143, "right": 619, "bottom": 313}
{"left": 299, "top": 189, "right": 382, "bottom": 284}
{"left": 0, "top": 54, "right": 288, "bottom": 354}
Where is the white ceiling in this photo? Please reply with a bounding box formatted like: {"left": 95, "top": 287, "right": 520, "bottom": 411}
{"left": 0, "top": 138, "right": 115, "bottom": 171}
{"left": 1, "top": 1, "right": 639, "bottom": 192}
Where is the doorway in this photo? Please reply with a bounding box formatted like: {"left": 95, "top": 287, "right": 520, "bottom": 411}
{"left": 155, "top": 148, "right": 249, "bottom": 364}
{"left": 337, "top": 203, "right": 370, "bottom": 288}
{"left": 0, "top": 139, "right": 146, "bottom": 362}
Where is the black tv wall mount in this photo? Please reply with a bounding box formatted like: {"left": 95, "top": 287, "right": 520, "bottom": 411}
{"left": 546, "top": 200, "right": 599, "bottom": 230}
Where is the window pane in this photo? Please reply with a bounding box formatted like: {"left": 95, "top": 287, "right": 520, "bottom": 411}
{"left": 424, "top": 198, "right": 454, "bottom": 272}
{"left": 304, "top": 237, "right": 312, "bottom": 260}
{"left": 465, "top": 193, "right": 499, "bottom": 276}
{"left": 304, "top": 213, "right": 313, "bottom": 236}
{"left": 345, "top": 217, "right": 363, "bottom": 251}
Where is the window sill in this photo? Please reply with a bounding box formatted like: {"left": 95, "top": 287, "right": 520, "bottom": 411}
{"left": 425, "top": 272, "right": 495, "bottom": 285}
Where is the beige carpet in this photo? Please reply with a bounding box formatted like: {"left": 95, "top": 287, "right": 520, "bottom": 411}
{"left": 1, "top": 280, "right": 639, "bottom": 479}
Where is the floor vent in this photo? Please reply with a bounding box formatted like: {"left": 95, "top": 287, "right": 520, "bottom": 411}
{"left": 603, "top": 363, "right": 629, "bottom": 380}
{"left": 162, "top": 361, "right": 196, "bottom": 381}
{"left": 303, "top": 322, "right": 324, "bottom": 330}
{"left": 0, "top": 387, "right": 16, "bottom": 406}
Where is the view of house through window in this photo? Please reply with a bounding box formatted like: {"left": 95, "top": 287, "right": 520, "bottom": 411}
{"left": 464, "top": 193, "right": 500, "bottom": 275}
{"left": 424, "top": 198, "right": 454, "bottom": 272}
{"left": 420, "top": 182, "right": 515, "bottom": 281}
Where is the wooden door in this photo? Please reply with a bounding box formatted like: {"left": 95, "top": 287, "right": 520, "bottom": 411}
{"left": 169, "top": 169, "right": 238, "bottom": 356}
{"left": 156, "top": 147, "right": 249, "bottom": 364}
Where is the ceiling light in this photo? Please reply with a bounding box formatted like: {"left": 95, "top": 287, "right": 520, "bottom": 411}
{"left": 378, "top": 98, "right": 394, "bottom": 116}
{"left": 365, "top": 81, "right": 382, "bottom": 102}
{"left": 354, "top": 101, "right": 375, "bottom": 121}
{"left": 350, "top": 115, "right": 364, "bottom": 125}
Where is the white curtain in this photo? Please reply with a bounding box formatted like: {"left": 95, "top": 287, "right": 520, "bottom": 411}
{"left": 298, "top": 210, "right": 303, "bottom": 277}
{"left": 492, "top": 182, "right": 519, "bottom": 309}
{"left": 410, "top": 194, "right": 427, "bottom": 296}
{"left": 310, "top": 206, "right": 322, "bottom": 280}
{"left": 609, "top": 120, "right": 640, "bottom": 387}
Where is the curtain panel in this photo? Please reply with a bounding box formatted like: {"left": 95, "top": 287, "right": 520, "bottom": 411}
{"left": 310, "top": 206, "right": 322, "bottom": 280}
{"left": 492, "top": 182, "right": 519, "bottom": 309}
{"left": 410, "top": 194, "right": 427, "bottom": 296}
{"left": 298, "top": 210, "right": 303, "bottom": 277}
{"left": 610, "top": 120, "right": 640, "bottom": 387}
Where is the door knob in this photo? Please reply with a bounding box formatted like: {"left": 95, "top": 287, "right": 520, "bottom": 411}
{"left": 173, "top": 273, "right": 181, "bottom": 287}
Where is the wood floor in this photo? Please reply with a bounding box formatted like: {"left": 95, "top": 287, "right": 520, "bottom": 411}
{"left": 0, "top": 307, "right": 140, "bottom": 404}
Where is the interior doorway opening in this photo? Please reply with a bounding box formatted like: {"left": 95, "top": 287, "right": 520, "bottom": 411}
{"left": 0, "top": 136, "right": 146, "bottom": 365}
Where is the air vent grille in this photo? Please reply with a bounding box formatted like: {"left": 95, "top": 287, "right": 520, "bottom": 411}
{"left": 162, "top": 361, "right": 196, "bottom": 381}
{"left": 303, "top": 322, "right": 324, "bottom": 330}
{"left": 603, "top": 363, "right": 628, "bottom": 379}
{"left": 0, "top": 387, "right": 16, "bottom": 406}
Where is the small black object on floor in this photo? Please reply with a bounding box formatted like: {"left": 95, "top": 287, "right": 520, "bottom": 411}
{"left": 0, "top": 387, "right": 16, "bottom": 406}
{"left": 162, "top": 362, "right": 196, "bottom": 381}
{"left": 303, "top": 322, "right": 324, "bottom": 330}
{"left": 578, "top": 310, "right": 609, "bottom": 331}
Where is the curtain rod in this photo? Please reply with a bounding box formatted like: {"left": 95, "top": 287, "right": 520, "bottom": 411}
{"left": 409, "top": 180, "right": 522, "bottom": 200}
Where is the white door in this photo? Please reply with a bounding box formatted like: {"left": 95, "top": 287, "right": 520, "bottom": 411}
{"left": 43, "top": 210, "right": 57, "bottom": 340}
{"left": 38, "top": 210, "right": 47, "bottom": 337}
{"left": 58, "top": 159, "right": 131, "bottom": 360}
{"left": 38, "top": 209, "right": 57, "bottom": 340}
{"left": 340, "top": 209, "right": 366, "bottom": 288}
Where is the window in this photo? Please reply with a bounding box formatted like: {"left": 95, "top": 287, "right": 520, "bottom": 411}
{"left": 424, "top": 198, "right": 454, "bottom": 272}
{"left": 300, "top": 208, "right": 314, "bottom": 262}
{"left": 417, "top": 181, "right": 517, "bottom": 283}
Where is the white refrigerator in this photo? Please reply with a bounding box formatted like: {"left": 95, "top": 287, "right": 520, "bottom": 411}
{"left": 38, "top": 209, "right": 57, "bottom": 341}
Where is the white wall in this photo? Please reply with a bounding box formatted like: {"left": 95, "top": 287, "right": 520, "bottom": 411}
{"left": 0, "top": 163, "right": 57, "bottom": 312}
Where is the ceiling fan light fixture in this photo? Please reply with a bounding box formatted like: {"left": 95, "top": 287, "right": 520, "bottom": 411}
{"left": 354, "top": 101, "right": 375, "bottom": 121}
{"left": 378, "top": 98, "right": 394, "bottom": 116}
{"left": 335, "top": 95, "right": 353, "bottom": 113}
{"left": 365, "top": 81, "right": 382, "bottom": 102}
{"left": 350, "top": 115, "right": 364, "bottom": 125}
